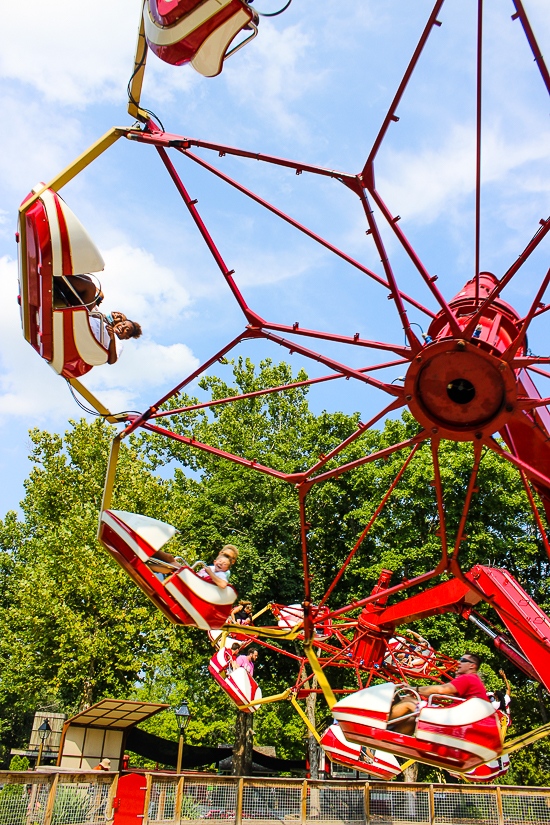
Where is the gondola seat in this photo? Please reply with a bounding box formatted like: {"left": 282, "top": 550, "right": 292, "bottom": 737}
{"left": 332, "top": 683, "right": 502, "bottom": 772}
{"left": 144, "top": 0, "right": 257, "bottom": 77}
{"left": 18, "top": 185, "right": 109, "bottom": 378}
{"left": 208, "top": 649, "right": 261, "bottom": 712}
{"left": 320, "top": 723, "right": 401, "bottom": 779}
{"left": 99, "top": 509, "right": 238, "bottom": 629}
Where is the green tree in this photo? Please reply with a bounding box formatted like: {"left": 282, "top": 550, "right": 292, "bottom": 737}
{"left": 1, "top": 358, "right": 549, "bottom": 783}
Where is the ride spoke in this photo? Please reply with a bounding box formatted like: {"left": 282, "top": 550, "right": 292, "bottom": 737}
{"left": 504, "top": 267, "right": 550, "bottom": 361}
{"left": 487, "top": 436, "right": 550, "bottom": 491}
{"left": 431, "top": 438, "right": 449, "bottom": 571}
{"left": 303, "top": 398, "right": 406, "bottom": 480}
{"left": 450, "top": 439, "right": 484, "bottom": 565}
{"left": 307, "top": 431, "right": 429, "bottom": 486}
{"left": 318, "top": 442, "right": 422, "bottom": 608}
{"left": 149, "top": 361, "right": 409, "bottom": 420}
{"left": 179, "top": 147, "right": 436, "bottom": 318}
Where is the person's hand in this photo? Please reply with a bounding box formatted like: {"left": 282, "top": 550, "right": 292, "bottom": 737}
{"left": 499, "top": 669, "right": 505, "bottom": 677}
{"left": 106, "top": 324, "right": 114, "bottom": 337}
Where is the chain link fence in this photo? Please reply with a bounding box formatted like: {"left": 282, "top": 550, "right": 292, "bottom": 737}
{"left": 0, "top": 772, "right": 116, "bottom": 825}
{"left": 2, "top": 772, "right": 550, "bottom": 825}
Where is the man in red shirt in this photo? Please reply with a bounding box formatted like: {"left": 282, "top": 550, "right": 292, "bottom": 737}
{"left": 389, "top": 652, "right": 488, "bottom": 734}
{"left": 419, "top": 652, "right": 488, "bottom": 701}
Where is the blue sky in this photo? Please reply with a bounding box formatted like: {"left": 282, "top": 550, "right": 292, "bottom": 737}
{"left": 1, "top": 0, "right": 549, "bottom": 515}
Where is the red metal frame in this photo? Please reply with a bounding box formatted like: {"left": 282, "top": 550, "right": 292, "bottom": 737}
{"left": 92, "top": 1, "right": 550, "bottom": 696}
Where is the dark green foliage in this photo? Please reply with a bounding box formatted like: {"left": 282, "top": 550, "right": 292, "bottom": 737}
{"left": 1, "top": 358, "right": 550, "bottom": 783}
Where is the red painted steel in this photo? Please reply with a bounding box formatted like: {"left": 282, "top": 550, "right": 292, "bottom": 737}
{"left": 320, "top": 724, "right": 401, "bottom": 779}
{"left": 98, "top": 510, "right": 237, "bottom": 629}
{"left": 69, "top": 0, "right": 550, "bottom": 716}
{"left": 333, "top": 683, "right": 503, "bottom": 772}
{"left": 112, "top": 773, "right": 148, "bottom": 825}
{"left": 145, "top": 0, "right": 255, "bottom": 72}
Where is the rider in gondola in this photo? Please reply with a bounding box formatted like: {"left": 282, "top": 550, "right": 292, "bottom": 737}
{"left": 389, "top": 652, "right": 488, "bottom": 734}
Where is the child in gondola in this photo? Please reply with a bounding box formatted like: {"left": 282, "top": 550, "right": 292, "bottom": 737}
{"left": 196, "top": 545, "right": 239, "bottom": 589}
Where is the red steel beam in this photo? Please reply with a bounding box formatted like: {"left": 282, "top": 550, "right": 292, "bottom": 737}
{"left": 361, "top": 0, "right": 446, "bottom": 182}
{"left": 463, "top": 217, "right": 550, "bottom": 338}
{"left": 431, "top": 438, "right": 449, "bottom": 569}
{"left": 487, "top": 435, "right": 550, "bottom": 492}
{"left": 178, "top": 147, "right": 437, "bottom": 319}
{"left": 306, "top": 431, "right": 429, "bottom": 487}
{"left": 261, "top": 321, "right": 411, "bottom": 360}
{"left": 511, "top": 0, "right": 550, "bottom": 96}
{"left": 364, "top": 186, "right": 463, "bottom": 338}
{"left": 526, "top": 365, "right": 550, "bottom": 381}
{"left": 139, "top": 420, "right": 297, "bottom": 482}
{"left": 128, "top": 129, "right": 357, "bottom": 182}
{"left": 356, "top": 188, "right": 421, "bottom": 354}
{"left": 156, "top": 146, "right": 263, "bottom": 327}
{"left": 318, "top": 442, "right": 422, "bottom": 608}
{"left": 299, "top": 485, "right": 313, "bottom": 640}
{"left": 504, "top": 267, "right": 550, "bottom": 361}
{"left": 255, "top": 327, "right": 404, "bottom": 397}
{"left": 148, "top": 359, "right": 409, "bottom": 420}
{"left": 450, "top": 438, "right": 484, "bottom": 564}
{"left": 302, "top": 398, "right": 405, "bottom": 480}
{"left": 474, "top": 0, "right": 483, "bottom": 306}
{"left": 326, "top": 567, "right": 442, "bottom": 622}
{"left": 122, "top": 331, "right": 250, "bottom": 436}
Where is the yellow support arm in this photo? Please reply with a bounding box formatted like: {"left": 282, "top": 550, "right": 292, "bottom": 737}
{"left": 19, "top": 127, "right": 130, "bottom": 215}
{"left": 98, "top": 434, "right": 122, "bottom": 533}
{"left": 237, "top": 687, "right": 293, "bottom": 710}
{"left": 290, "top": 695, "right": 321, "bottom": 743}
{"left": 68, "top": 378, "right": 125, "bottom": 424}
{"left": 220, "top": 623, "right": 303, "bottom": 641}
{"left": 502, "top": 721, "right": 550, "bottom": 756}
{"left": 304, "top": 643, "right": 337, "bottom": 709}
{"left": 128, "top": 3, "right": 150, "bottom": 121}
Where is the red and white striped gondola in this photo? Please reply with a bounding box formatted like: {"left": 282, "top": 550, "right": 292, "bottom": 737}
{"left": 332, "top": 682, "right": 503, "bottom": 773}
{"left": 320, "top": 723, "right": 401, "bottom": 780}
{"left": 208, "top": 648, "right": 262, "bottom": 712}
{"left": 449, "top": 754, "right": 510, "bottom": 783}
{"left": 99, "top": 509, "right": 238, "bottom": 629}
{"left": 18, "top": 186, "right": 109, "bottom": 379}
{"left": 144, "top": 0, "right": 258, "bottom": 77}
{"left": 273, "top": 603, "right": 333, "bottom": 641}
{"left": 383, "top": 632, "right": 437, "bottom": 678}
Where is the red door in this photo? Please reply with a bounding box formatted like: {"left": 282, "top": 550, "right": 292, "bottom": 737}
{"left": 113, "top": 773, "right": 148, "bottom": 825}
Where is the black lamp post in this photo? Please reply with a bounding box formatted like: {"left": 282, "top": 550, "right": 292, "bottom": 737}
{"left": 174, "top": 702, "right": 191, "bottom": 774}
{"left": 36, "top": 719, "right": 51, "bottom": 768}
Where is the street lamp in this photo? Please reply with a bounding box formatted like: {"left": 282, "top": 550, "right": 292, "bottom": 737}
{"left": 174, "top": 702, "right": 191, "bottom": 774}
{"left": 36, "top": 719, "right": 51, "bottom": 768}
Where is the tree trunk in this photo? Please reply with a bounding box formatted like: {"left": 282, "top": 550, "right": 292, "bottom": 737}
{"left": 233, "top": 711, "right": 253, "bottom": 776}
{"left": 306, "top": 688, "right": 319, "bottom": 779}
{"left": 536, "top": 684, "right": 548, "bottom": 724}
{"left": 403, "top": 762, "right": 418, "bottom": 783}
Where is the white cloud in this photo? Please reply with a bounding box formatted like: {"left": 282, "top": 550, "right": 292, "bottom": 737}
{"left": 0, "top": 0, "right": 139, "bottom": 106}
{"left": 99, "top": 243, "right": 193, "bottom": 328}
{"left": 377, "top": 122, "right": 550, "bottom": 226}
{"left": 86, "top": 340, "right": 198, "bottom": 394}
{"left": 0, "top": 94, "right": 83, "bottom": 199}
{"left": 224, "top": 20, "right": 321, "bottom": 136}
{"left": 233, "top": 244, "right": 326, "bottom": 287}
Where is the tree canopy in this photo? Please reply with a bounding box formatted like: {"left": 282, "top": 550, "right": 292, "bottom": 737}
{"left": 1, "top": 357, "right": 549, "bottom": 784}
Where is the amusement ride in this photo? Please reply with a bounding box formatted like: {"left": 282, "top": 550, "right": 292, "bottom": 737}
{"left": 14, "top": 0, "right": 550, "bottom": 783}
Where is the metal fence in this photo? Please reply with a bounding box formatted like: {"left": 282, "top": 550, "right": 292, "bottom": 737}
{"left": 0, "top": 771, "right": 116, "bottom": 825}
{"left": 1, "top": 773, "right": 550, "bottom": 825}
